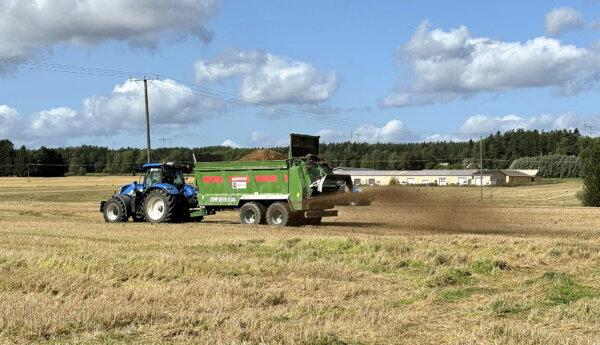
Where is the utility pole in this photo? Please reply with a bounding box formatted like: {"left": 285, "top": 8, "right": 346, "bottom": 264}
{"left": 479, "top": 134, "right": 483, "bottom": 203}
{"left": 26, "top": 149, "right": 30, "bottom": 183}
{"left": 158, "top": 138, "right": 172, "bottom": 147}
{"left": 131, "top": 76, "right": 157, "bottom": 164}
{"left": 143, "top": 78, "right": 151, "bottom": 163}
{"left": 349, "top": 132, "right": 362, "bottom": 142}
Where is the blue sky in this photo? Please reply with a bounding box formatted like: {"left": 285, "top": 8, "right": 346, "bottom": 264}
{"left": 1, "top": 0, "right": 600, "bottom": 148}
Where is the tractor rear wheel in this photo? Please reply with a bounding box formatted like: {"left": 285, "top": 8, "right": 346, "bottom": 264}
{"left": 143, "top": 189, "right": 177, "bottom": 223}
{"left": 266, "top": 202, "right": 292, "bottom": 226}
{"left": 103, "top": 197, "right": 128, "bottom": 223}
{"left": 239, "top": 202, "right": 266, "bottom": 225}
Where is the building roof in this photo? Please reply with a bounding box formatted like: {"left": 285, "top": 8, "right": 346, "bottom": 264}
{"left": 500, "top": 169, "right": 538, "bottom": 177}
{"left": 333, "top": 168, "right": 478, "bottom": 177}
{"left": 333, "top": 167, "right": 376, "bottom": 172}
{"left": 333, "top": 168, "right": 540, "bottom": 178}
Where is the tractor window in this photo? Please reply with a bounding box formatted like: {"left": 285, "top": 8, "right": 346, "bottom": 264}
{"left": 162, "top": 168, "right": 185, "bottom": 187}
{"left": 173, "top": 170, "right": 185, "bottom": 186}
{"left": 144, "top": 168, "right": 162, "bottom": 188}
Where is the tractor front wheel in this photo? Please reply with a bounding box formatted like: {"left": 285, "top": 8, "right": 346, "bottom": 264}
{"left": 143, "top": 189, "right": 177, "bottom": 223}
{"left": 103, "top": 197, "right": 128, "bottom": 223}
{"left": 266, "top": 202, "right": 292, "bottom": 226}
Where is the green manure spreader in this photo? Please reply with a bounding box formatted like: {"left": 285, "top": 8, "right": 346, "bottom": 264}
{"left": 191, "top": 134, "right": 352, "bottom": 226}
{"left": 101, "top": 134, "right": 353, "bottom": 226}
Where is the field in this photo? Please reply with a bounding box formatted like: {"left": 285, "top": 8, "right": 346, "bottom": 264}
{"left": 0, "top": 176, "right": 599, "bottom": 344}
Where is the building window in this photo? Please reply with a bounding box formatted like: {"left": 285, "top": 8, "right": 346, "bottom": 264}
{"left": 354, "top": 178, "right": 361, "bottom": 186}
{"left": 368, "top": 178, "right": 375, "bottom": 186}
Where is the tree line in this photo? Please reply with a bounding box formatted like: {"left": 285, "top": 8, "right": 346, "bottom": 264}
{"left": 0, "top": 128, "right": 589, "bottom": 177}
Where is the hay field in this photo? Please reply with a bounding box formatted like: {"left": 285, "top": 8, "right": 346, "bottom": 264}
{"left": 0, "top": 177, "right": 599, "bottom": 344}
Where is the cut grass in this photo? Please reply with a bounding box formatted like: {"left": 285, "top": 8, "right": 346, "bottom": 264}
{"left": 540, "top": 272, "right": 598, "bottom": 305}
{"left": 0, "top": 177, "right": 598, "bottom": 344}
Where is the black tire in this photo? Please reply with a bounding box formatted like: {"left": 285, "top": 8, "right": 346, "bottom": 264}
{"left": 143, "top": 189, "right": 177, "bottom": 223}
{"left": 266, "top": 202, "right": 292, "bottom": 226}
{"left": 239, "top": 202, "right": 266, "bottom": 225}
{"left": 103, "top": 197, "right": 128, "bottom": 223}
{"left": 304, "top": 217, "right": 322, "bottom": 226}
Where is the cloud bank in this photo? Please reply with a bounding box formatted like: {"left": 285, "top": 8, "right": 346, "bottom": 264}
{"left": 0, "top": 0, "right": 218, "bottom": 63}
{"left": 1, "top": 79, "right": 226, "bottom": 145}
{"left": 381, "top": 21, "right": 600, "bottom": 108}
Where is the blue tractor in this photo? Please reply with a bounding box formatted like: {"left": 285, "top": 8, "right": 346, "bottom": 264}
{"left": 100, "top": 163, "right": 198, "bottom": 223}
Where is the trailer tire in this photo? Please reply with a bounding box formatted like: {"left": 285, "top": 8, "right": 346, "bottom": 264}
{"left": 239, "top": 202, "right": 266, "bottom": 225}
{"left": 103, "top": 197, "right": 128, "bottom": 223}
{"left": 266, "top": 202, "right": 292, "bottom": 226}
{"left": 143, "top": 189, "right": 177, "bottom": 223}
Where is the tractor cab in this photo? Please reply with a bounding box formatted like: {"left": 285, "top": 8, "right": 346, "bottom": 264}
{"left": 141, "top": 163, "right": 187, "bottom": 189}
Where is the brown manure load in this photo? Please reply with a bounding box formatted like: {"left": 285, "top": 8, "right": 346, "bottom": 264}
{"left": 239, "top": 149, "right": 287, "bottom": 161}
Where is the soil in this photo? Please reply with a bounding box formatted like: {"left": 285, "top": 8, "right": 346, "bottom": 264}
{"left": 239, "top": 149, "right": 287, "bottom": 161}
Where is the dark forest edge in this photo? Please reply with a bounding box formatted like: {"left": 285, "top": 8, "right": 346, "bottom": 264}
{"left": 0, "top": 129, "right": 595, "bottom": 178}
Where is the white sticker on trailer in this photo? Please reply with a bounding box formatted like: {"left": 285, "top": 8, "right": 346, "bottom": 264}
{"left": 232, "top": 181, "right": 247, "bottom": 189}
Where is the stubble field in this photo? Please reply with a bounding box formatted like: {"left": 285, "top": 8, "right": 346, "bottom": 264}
{"left": 0, "top": 176, "right": 599, "bottom": 344}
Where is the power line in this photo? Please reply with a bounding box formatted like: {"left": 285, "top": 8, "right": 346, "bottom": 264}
{"left": 0, "top": 57, "right": 589, "bottom": 139}
{"left": 0, "top": 57, "right": 149, "bottom": 79}
{"left": 0, "top": 57, "right": 470, "bottom": 134}
{"left": 0, "top": 57, "right": 377, "bottom": 129}
{"left": 154, "top": 80, "right": 375, "bottom": 128}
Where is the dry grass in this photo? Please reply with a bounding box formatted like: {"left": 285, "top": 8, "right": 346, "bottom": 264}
{"left": 0, "top": 177, "right": 599, "bottom": 344}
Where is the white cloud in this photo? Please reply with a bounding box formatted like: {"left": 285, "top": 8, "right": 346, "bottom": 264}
{"left": 382, "top": 21, "right": 600, "bottom": 107}
{"left": 545, "top": 7, "right": 584, "bottom": 36}
{"left": 82, "top": 79, "right": 226, "bottom": 133}
{"left": 195, "top": 50, "right": 339, "bottom": 104}
{"left": 459, "top": 112, "right": 581, "bottom": 134}
{"left": 0, "top": 0, "right": 218, "bottom": 63}
{"left": 318, "top": 119, "right": 420, "bottom": 143}
{"left": 249, "top": 131, "right": 287, "bottom": 147}
{"left": 1, "top": 79, "right": 227, "bottom": 145}
{"left": 221, "top": 139, "right": 240, "bottom": 148}
{"left": 26, "top": 107, "right": 87, "bottom": 139}
{"left": 0, "top": 105, "right": 24, "bottom": 138}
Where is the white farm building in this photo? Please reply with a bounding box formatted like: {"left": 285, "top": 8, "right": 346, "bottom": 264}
{"left": 333, "top": 168, "right": 539, "bottom": 187}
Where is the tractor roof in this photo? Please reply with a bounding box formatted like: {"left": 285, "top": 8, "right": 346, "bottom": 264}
{"left": 142, "top": 162, "right": 177, "bottom": 169}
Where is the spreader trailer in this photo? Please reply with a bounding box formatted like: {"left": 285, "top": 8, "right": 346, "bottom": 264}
{"left": 101, "top": 134, "right": 353, "bottom": 226}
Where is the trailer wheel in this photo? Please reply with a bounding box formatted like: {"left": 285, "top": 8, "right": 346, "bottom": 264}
{"left": 143, "top": 189, "right": 177, "bottom": 223}
{"left": 239, "top": 202, "right": 266, "bottom": 225}
{"left": 266, "top": 202, "right": 292, "bottom": 226}
{"left": 103, "top": 197, "right": 128, "bottom": 223}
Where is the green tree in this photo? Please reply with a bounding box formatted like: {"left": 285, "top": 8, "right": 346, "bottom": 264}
{"left": 0, "top": 139, "right": 15, "bottom": 176}
{"left": 580, "top": 140, "right": 600, "bottom": 207}
{"left": 13, "top": 145, "right": 28, "bottom": 177}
